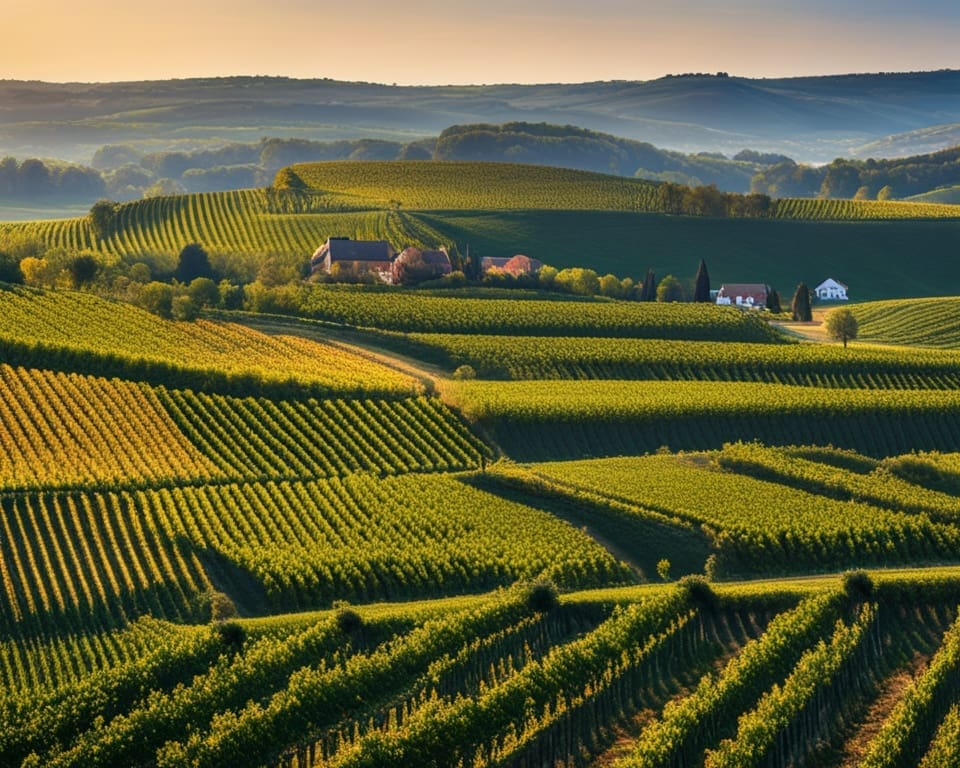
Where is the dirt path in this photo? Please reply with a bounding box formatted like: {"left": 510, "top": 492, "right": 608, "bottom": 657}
{"left": 772, "top": 308, "right": 833, "bottom": 342}
{"left": 233, "top": 313, "right": 446, "bottom": 393}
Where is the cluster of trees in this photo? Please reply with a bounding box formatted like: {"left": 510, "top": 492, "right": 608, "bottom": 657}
{"left": 4, "top": 123, "right": 797, "bottom": 208}
{"left": 751, "top": 145, "right": 960, "bottom": 200}
{"left": 0, "top": 157, "right": 105, "bottom": 200}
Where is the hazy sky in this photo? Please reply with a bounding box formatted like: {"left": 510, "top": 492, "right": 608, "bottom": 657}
{"left": 4, "top": 0, "right": 959, "bottom": 84}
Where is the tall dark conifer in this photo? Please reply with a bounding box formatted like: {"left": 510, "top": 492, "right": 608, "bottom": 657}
{"left": 791, "top": 282, "right": 812, "bottom": 321}
{"left": 640, "top": 269, "right": 657, "bottom": 302}
{"left": 693, "top": 258, "right": 711, "bottom": 302}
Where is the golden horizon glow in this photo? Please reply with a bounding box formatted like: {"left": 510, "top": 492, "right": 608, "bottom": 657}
{"left": 2, "top": 1, "right": 959, "bottom": 86}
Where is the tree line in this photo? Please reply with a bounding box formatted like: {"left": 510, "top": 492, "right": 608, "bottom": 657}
{"left": 751, "top": 145, "right": 960, "bottom": 200}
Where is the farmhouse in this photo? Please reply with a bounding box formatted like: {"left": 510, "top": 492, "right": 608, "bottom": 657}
{"left": 716, "top": 283, "right": 769, "bottom": 308}
{"left": 310, "top": 237, "right": 395, "bottom": 282}
{"left": 815, "top": 278, "right": 848, "bottom": 301}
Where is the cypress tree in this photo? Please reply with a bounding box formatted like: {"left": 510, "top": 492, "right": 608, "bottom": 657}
{"left": 640, "top": 269, "right": 657, "bottom": 302}
{"left": 765, "top": 287, "right": 782, "bottom": 313}
{"left": 791, "top": 282, "right": 812, "bottom": 321}
{"left": 693, "top": 258, "right": 711, "bottom": 302}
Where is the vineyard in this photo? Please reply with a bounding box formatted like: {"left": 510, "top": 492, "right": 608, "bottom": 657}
{"left": 520, "top": 453, "right": 960, "bottom": 576}
{"left": 443, "top": 379, "right": 960, "bottom": 459}
{"left": 0, "top": 287, "right": 419, "bottom": 397}
{"left": 851, "top": 296, "right": 960, "bottom": 348}
{"left": 296, "top": 287, "right": 784, "bottom": 340}
{"left": 7, "top": 161, "right": 960, "bottom": 766}
{"left": 395, "top": 331, "right": 960, "bottom": 385}
{"left": 3, "top": 575, "right": 960, "bottom": 768}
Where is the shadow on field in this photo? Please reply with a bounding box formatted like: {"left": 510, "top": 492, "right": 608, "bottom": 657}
{"left": 463, "top": 473, "right": 712, "bottom": 581}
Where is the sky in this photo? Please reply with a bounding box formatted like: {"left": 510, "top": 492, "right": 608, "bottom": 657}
{"left": 3, "top": 0, "right": 959, "bottom": 85}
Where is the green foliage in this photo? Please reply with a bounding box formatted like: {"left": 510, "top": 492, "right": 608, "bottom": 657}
{"left": 296, "top": 287, "right": 781, "bottom": 340}
{"left": 445, "top": 379, "right": 960, "bottom": 461}
{"left": 693, "top": 259, "right": 711, "bottom": 302}
{"left": 174, "top": 242, "right": 216, "bottom": 283}
{"left": 656, "top": 274, "right": 685, "bottom": 302}
{"left": 526, "top": 452, "right": 960, "bottom": 576}
{"left": 825, "top": 306, "right": 859, "bottom": 347}
{"left": 88, "top": 199, "right": 116, "bottom": 240}
{"left": 334, "top": 602, "right": 364, "bottom": 634}
{"left": 657, "top": 559, "right": 672, "bottom": 581}
{"left": 522, "top": 579, "right": 560, "bottom": 613}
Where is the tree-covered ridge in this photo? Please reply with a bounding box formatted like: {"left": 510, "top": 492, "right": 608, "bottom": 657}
{"left": 752, "top": 143, "right": 960, "bottom": 200}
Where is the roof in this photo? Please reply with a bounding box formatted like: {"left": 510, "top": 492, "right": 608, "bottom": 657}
{"left": 716, "top": 283, "right": 769, "bottom": 296}
{"left": 312, "top": 238, "right": 393, "bottom": 264}
{"left": 815, "top": 278, "right": 848, "bottom": 290}
{"left": 421, "top": 249, "right": 452, "bottom": 268}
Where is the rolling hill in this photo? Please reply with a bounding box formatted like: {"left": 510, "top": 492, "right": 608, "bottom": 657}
{"left": 4, "top": 70, "right": 960, "bottom": 164}
{"left": 3, "top": 160, "right": 960, "bottom": 300}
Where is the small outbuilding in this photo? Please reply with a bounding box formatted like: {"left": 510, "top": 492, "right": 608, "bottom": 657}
{"left": 716, "top": 283, "right": 769, "bottom": 308}
{"left": 814, "top": 278, "right": 848, "bottom": 301}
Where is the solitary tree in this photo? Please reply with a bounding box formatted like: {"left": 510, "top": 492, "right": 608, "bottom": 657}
{"left": 88, "top": 199, "right": 117, "bottom": 240}
{"left": 791, "top": 282, "right": 812, "bottom": 321}
{"left": 693, "top": 258, "right": 711, "bottom": 302}
{"left": 825, "top": 307, "right": 859, "bottom": 348}
{"left": 174, "top": 243, "right": 216, "bottom": 283}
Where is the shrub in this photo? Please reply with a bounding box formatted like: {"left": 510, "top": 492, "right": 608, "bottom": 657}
{"left": 453, "top": 364, "right": 477, "bottom": 380}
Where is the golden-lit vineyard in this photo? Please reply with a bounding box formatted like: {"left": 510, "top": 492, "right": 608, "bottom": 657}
{"left": 771, "top": 196, "right": 960, "bottom": 220}
{"left": 0, "top": 364, "right": 218, "bottom": 490}
{"left": 0, "top": 473, "right": 630, "bottom": 640}
{"left": 0, "top": 287, "right": 419, "bottom": 396}
{"left": 291, "top": 160, "right": 665, "bottom": 211}
{"left": 156, "top": 389, "right": 486, "bottom": 479}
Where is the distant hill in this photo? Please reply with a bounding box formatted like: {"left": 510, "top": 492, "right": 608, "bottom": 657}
{"left": 2, "top": 71, "right": 960, "bottom": 165}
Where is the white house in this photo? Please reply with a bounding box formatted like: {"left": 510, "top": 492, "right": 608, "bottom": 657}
{"left": 716, "top": 283, "right": 769, "bottom": 308}
{"left": 815, "top": 278, "right": 848, "bottom": 301}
